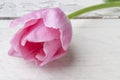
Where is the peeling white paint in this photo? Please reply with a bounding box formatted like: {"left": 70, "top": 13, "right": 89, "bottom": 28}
{"left": 0, "top": 0, "right": 119, "bottom": 18}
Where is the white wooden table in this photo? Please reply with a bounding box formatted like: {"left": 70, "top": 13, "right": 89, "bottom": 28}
{"left": 0, "top": 0, "right": 120, "bottom": 80}
{"left": 0, "top": 19, "right": 120, "bottom": 80}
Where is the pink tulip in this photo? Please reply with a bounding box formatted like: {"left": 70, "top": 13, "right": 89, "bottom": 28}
{"left": 9, "top": 8, "right": 72, "bottom": 66}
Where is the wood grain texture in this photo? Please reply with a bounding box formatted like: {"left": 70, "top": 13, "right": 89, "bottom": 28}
{"left": 0, "top": 0, "right": 119, "bottom": 18}
{"left": 0, "top": 19, "right": 120, "bottom": 80}
{"left": 0, "top": 0, "right": 120, "bottom": 80}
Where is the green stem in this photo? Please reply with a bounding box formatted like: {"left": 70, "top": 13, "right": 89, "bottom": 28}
{"left": 68, "top": 2, "right": 120, "bottom": 19}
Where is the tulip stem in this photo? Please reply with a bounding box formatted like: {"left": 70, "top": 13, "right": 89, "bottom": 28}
{"left": 68, "top": 2, "right": 120, "bottom": 19}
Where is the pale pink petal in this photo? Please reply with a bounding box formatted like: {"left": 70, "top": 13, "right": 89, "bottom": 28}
{"left": 10, "top": 9, "right": 47, "bottom": 28}
{"left": 21, "top": 19, "right": 43, "bottom": 45}
{"left": 52, "top": 47, "right": 67, "bottom": 60}
{"left": 43, "top": 8, "right": 68, "bottom": 29}
{"left": 10, "top": 19, "right": 41, "bottom": 48}
{"left": 23, "top": 22, "right": 60, "bottom": 43}
{"left": 10, "top": 29, "right": 23, "bottom": 48}
{"left": 43, "top": 8, "right": 72, "bottom": 50}
{"left": 40, "top": 39, "right": 61, "bottom": 66}
{"left": 8, "top": 47, "right": 22, "bottom": 57}
{"left": 9, "top": 28, "right": 27, "bottom": 57}
{"left": 60, "top": 26, "right": 72, "bottom": 50}
{"left": 35, "top": 49, "right": 45, "bottom": 61}
{"left": 23, "top": 19, "right": 38, "bottom": 28}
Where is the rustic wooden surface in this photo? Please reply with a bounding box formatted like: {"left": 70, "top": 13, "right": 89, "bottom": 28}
{"left": 0, "top": 19, "right": 120, "bottom": 80}
{"left": 0, "top": 0, "right": 102, "bottom": 16}
{"left": 0, "top": 0, "right": 120, "bottom": 80}
{"left": 0, "top": 0, "right": 119, "bottom": 18}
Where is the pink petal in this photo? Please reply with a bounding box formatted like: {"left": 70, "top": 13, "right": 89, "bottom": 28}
{"left": 60, "top": 26, "right": 72, "bottom": 50}
{"left": 8, "top": 47, "right": 22, "bottom": 57}
{"left": 23, "top": 20, "right": 60, "bottom": 43}
{"left": 21, "top": 19, "right": 43, "bottom": 45}
{"left": 10, "top": 19, "right": 40, "bottom": 48}
{"left": 9, "top": 28, "right": 26, "bottom": 57}
{"left": 40, "top": 39, "right": 61, "bottom": 66}
{"left": 23, "top": 19, "right": 38, "bottom": 28}
{"left": 10, "top": 9, "right": 47, "bottom": 28}
{"left": 43, "top": 8, "right": 72, "bottom": 50}
{"left": 35, "top": 49, "right": 45, "bottom": 61}
{"left": 19, "top": 41, "right": 43, "bottom": 60}
{"left": 52, "top": 47, "right": 67, "bottom": 61}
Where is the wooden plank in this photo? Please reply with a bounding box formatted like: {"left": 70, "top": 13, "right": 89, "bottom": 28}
{"left": 0, "top": 20, "right": 120, "bottom": 80}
